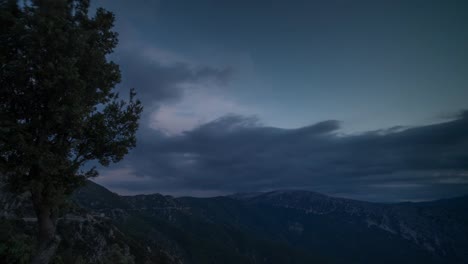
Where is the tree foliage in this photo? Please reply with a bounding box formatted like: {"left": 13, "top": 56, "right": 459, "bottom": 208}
{"left": 0, "top": 0, "right": 142, "bottom": 262}
{"left": 0, "top": 0, "right": 142, "bottom": 203}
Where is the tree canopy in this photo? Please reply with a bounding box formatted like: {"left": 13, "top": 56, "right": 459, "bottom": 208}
{"left": 0, "top": 0, "right": 142, "bottom": 263}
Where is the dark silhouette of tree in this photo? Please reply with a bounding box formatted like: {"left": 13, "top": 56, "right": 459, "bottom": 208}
{"left": 0, "top": 1, "right": 143, "bottom": 263}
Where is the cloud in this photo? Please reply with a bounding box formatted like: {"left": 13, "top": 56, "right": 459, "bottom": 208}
{"left": 87, "top": 0, "right": 468, "bottom": 201}
{"left": 98, "top": 0, "right": 257, "bottom": 135}
{"left": 94, "top": 0, "right": 161, "bottom": 25}
{"left": 97, "top": 110, "right": 468, "bottom": 201}
{"left": 149, "top": 88, "right": 252, "bottom": 134}
{"left": 114, "top": 49, "right": 232, "bottom": 107}
{"left": 109, "top": 38, "right": 236, "bottom": 134}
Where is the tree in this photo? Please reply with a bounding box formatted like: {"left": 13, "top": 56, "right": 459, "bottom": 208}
{"left": 0, "top": 1, "right": 143, "bottom": 263}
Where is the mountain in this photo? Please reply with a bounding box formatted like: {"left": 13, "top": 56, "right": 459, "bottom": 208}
{"left": 72, "top": 182, "right": 468, "bottom": 264}
{"left": 2, "top": 180, "right": 468, "bottom": 263}
{"left": 0, "top": 181, "right": 180, "bottom": 264}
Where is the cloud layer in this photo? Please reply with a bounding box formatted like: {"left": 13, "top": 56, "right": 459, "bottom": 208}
{"left": 87, "top": 0, "right": 468, "bottom": 202}
{"left": 110, "top": 40, "right": 241, "bottom": 135}
{"left": 95, "top": 111, "right": 468, "bottom": 202}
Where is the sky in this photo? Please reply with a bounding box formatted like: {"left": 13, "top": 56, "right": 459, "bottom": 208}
{"left": 90, "top": 0, "right": 468, "bottom": 202}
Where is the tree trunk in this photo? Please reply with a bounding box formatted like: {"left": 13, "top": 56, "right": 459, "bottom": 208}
{"left": 30, "top": 191, "right": 61, "bottom": 264}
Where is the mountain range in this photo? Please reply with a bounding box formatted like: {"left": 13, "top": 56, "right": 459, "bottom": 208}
{"left": 1, "top": 181, "right": 468, "bottom": 263}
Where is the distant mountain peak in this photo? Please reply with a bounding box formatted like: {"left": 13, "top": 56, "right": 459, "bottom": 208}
{"left": 230, "top": 189, "right": 328, "bottom": 201}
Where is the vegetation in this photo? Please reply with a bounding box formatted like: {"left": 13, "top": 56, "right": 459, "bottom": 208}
{"left": 102, "top": 244, "right": 135, "bottom": 264}
{"left": 0, "top": 0, "right": 142, "bottom": 263}
{"left": 0, "top": 218, "right": 140, "bottom": 264}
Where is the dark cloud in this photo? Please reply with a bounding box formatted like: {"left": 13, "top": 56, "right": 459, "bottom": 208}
{"left": 94, "top": 0, "right": 161, "bottom": 25}
{"left": 98, "top": 111, "right": 468, "bottom": 201}
{"left": 96, "top": 0, "right": 234, "bottom": 107}
{"left": 113, "top": 51, "right": 232, "bottom": 106}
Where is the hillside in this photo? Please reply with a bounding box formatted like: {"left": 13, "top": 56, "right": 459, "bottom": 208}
{"left": 1, "top": 181, "right": 468, "bottom": 263}
{"left": 74, "top": 182, "right": 468, "bottom": 264}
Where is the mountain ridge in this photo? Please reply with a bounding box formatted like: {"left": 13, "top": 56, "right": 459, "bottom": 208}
{"left": 73, "top": 181, "right": 468, "bottom": 263}
{"left": 2, "top": 180, "right": 468, "bottom": 263}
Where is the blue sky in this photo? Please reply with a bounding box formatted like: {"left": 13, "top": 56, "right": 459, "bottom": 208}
{"left": 91, "top": 0, "right": 468, "bottom": 201}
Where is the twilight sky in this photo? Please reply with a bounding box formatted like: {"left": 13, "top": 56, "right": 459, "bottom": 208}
{"left": 91, "top": 0, "right": 468, "bottom": 202}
